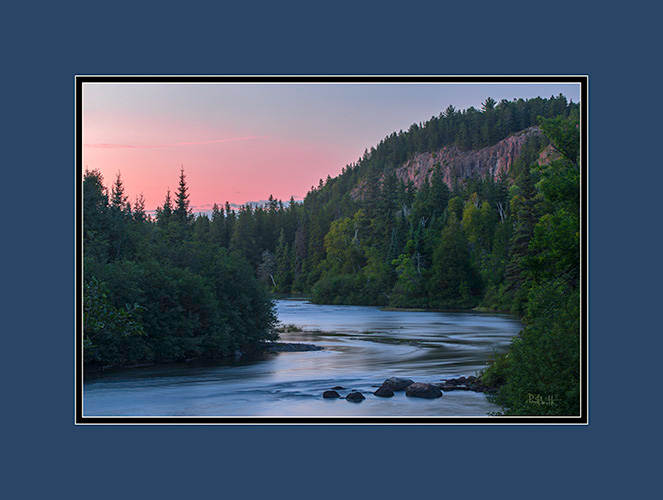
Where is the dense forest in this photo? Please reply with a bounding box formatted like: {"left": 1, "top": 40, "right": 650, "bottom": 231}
{"left": 83, "top": 94, "right": 581, "bottom": 415}
{"left": 83, "top": 167, "right": 278, "bottom": 368}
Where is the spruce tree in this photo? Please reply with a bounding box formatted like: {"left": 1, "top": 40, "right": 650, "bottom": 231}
{"left": 133, "top": 193, "right": 147, "bottom": 223}
{"left": 110, "top": 172, "right": 125, "bottom": 208}
{"left": 156, "top": 188, "right": 173, "bottom": 227}
{"left": 274, "top": 228, "right": 292, "bottom": 292}
{"left": 174, "top": 166, "right": 193, "bottom": 227}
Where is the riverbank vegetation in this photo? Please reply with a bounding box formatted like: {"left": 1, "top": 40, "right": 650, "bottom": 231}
{"left": 83, "top": 168, "right": 277, "bottom": 368}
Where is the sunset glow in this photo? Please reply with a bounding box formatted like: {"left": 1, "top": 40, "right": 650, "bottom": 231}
{"left": 82, "top": 82, "right": 581, "bottom": 214}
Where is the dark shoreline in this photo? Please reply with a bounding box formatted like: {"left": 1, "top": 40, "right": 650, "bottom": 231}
{"left": 380, "top": 306, "right": 514, "bottom": 315}
{"left": 284, "top": 297, "right": 514, "bottom": 316}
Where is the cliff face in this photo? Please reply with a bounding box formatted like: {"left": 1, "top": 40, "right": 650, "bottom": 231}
{"left": 394, "top": 126, "right": 542, "bottom": 189}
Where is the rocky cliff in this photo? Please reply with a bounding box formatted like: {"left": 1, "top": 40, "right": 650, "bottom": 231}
{"left": 394, "top": 126, "right": 542, "bottom": 189}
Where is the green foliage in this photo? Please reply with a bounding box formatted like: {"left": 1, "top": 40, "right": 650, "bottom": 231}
{"left": 488, "top": 285, "right": 580, "bottom": 415}
{"left": 539, "top": 115, "right": 580, "bottom": 167}
{"left": 321, "top": 211, "right": 367, "bottom": 276}
{"left": 481, "top": 351, "right": 510, "bottom": 389}
{"left": 83, "top": 278, "right": 147, "bottom": 365}
{"left": 274, "top": 228, "right": 293, "bottom": 292}
{"left": 83, "top": 169, "right": 277, "bottom": 367}
{"left": 311, "top": 274, "right": 363, "bottom": 305}
{"left": 485, "top": 114, "right": 581, "bottom": 415}
{"left": 427, "top": 213, "right": 482, "bottom": 309}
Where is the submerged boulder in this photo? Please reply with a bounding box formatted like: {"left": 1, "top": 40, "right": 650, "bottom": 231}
{"left": 406, "top": 383, "right": 443, "bottom": 399}
{"left": 323, "top": 390, "right": 341, "bottom": 399}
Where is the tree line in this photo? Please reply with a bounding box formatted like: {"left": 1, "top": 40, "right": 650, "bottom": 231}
{"left": 83, "top": 166, "right": 277, "bottom": 368}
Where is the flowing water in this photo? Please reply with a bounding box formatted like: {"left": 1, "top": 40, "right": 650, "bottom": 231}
{"left": 84, "top": 299, "right": 523, "bottom": 417}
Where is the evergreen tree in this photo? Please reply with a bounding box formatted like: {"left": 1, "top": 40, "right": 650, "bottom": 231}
{"left": 110, "top": 172, "right": 129, "bottom": 213}
{"left": 133, "top": 193, "right": 147, "bottom": 223}
{"left": 108, "top": 172, "right": 131, "bottom": 260}
{"left": 429, "top": 165, "right": 451, "bottom": 224}
{"left": 427, "top": 213, "right": 481, "bottom": 308}
{"left": 274, "top": 228, "right": 292, "bottom": 292}
{"left": 83, "top": 169, "right": 110, "bottom": 262}
{"left": 156, "top": 188, "right": 173, "bottom": 227}
{"left": 504, "top": 158, "right": 539, "bottom": 299}
{"left": 174, "top": 166, "right": 194, "bottom": 229}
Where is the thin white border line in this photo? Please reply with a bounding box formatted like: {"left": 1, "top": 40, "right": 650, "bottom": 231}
{"left": 75, "top": 76, "right": 587, "bottom": 424}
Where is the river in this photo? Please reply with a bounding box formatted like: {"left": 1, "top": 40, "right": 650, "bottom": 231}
{"left": 83, "top": 299, "right": 523, "bottom": 417}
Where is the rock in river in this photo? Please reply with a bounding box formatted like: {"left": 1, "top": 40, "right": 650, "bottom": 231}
{"left": 323, "top": 390, "right": 341, "bottom": 399}
{"left": 346, "top": 391, "right": 366, "bottom": 402}
{"left": 382, "top": 377, "right": 414, "bottom": 391}
{"left": 374, "top": 385, "right": 395, "bottom": 398}
{"left": 406, "top": 383, "right": 443, "bottom": 399}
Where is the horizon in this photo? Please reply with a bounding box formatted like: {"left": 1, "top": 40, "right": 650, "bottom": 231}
{"left": 82, "top": 82, "right": 581, "bottom": 214}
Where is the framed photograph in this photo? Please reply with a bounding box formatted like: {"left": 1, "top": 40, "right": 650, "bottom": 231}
{"left": 76, "top": 75, "right": 587, "bottom": 424}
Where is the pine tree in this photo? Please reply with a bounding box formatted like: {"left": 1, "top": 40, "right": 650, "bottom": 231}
{"left": 83, "top": 168, "right": 110, "bottom": 262}
{"left": 481, "top": 97, "right": 496, "bottom": 112}
{"left": 108, "top": 171, "right": 131, "bottom": 260}
{"left": 133, "top": 193, "right": 147, "bottom": 223}
{"left": 210, "top": 203, "right": 226, "bottom": 247}
{"left": 427, "top": 213, "right": 481, "bottom": 308}
{"left": 110, "top": 172, "right": 130, "bottom": 214}
{"left": 504, "top": 158, "right": 539, "bottom": 296}
{"left": 292, "top": 214, "right": 308, "bottom": 281}
{"left": 274, "top": 228, "right": 292, "bottom": 292}
{"left": 156, "top": 188, "right": 173, "bottom": 227}
{"left": 174, "top": 166, "right": 193, "bottom": 227}
{"left": 429, "top": 165, "right": 450, "bottom": 223}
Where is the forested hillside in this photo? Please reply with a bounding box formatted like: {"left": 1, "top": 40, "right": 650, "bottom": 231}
{"left": 209, "top": 95, "right": 578, "bottom": 313}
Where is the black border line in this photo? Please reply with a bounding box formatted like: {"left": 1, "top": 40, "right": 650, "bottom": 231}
{"left": 75, "top": 75, "right": 588, "bottom": 425}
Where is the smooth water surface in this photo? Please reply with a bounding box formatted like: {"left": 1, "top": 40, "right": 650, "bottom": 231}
{"left": 84, "top": 300, "right": 523, "bottom": 417}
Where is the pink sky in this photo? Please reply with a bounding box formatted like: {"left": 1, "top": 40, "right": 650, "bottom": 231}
{"left": 82, "top": 82, "right": 580, "bottom": 214}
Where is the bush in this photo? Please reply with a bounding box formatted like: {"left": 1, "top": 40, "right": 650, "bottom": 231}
{"left": 488, "top": 283, "right": 580, "bottom": 415}
{"left": 86, "top": 249, "right": 277, "bottom": 365}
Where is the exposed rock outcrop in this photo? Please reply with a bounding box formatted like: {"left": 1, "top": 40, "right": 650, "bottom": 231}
{"left": 351, "top": 127, "right": 542, "bottom": 200}
{"left": 395, "top": 127, "right": 542, "bottom": 190}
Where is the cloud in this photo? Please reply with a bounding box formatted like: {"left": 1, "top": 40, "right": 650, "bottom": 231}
{"left": 84, "top": 136, "right": 260, "bottom": 149}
